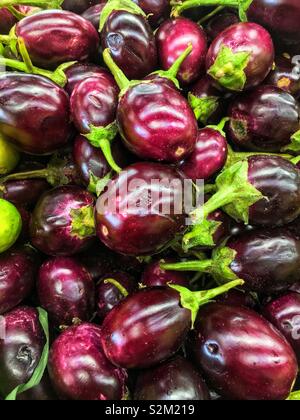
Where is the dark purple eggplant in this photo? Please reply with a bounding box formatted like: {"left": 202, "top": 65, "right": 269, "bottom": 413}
{"left": 82, "top": 3, "right": 106, "bottom": 29}
{"left": 141, "top": 258, "right": 190, "bottom": 288}
{"left": 62, "top": 0, "right": 101, "bottom": 14}
{"left": 267, "top": 55, "right": 300, "bottom": 99}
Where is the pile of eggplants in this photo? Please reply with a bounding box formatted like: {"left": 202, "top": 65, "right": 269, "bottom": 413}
{"left": 0, "top": 0, "right": 299, "bottom": 402}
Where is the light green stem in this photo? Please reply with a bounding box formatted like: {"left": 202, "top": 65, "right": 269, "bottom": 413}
{"left": 198, "top": 5, "right": 225, "bottom": 24}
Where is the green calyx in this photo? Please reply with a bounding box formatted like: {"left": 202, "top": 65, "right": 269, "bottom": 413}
{"left": 184, "top": 160, "right": 263, "bottom": 248}
{"left": 207, "top": 117, "right": 229, "bottom": 137}
{"left": 5, "top": 307, "right": 49, "bottom": 401}
{"left": 150, "top": 44, "right": 193, "bottom": 89}
{"left": 70, "top": 205, "right": 96, "bottom": 239}
{"left": 171, "top": 0, "right": 253, "bottom": 21}
{"left": 99, "top": 0, "right": 146, "bottom": 32}
{"left": 188, "top": 93, "right": 220, "bottom": 125}
{"left": 0, "top": 199, "right": 22, "bottom": 253}
{"left": 83, "top": 122, "right": 121, "bottom": 173}
{"left": 183, "top": 218, "right": 222, "bottom": 251}
{"left": 0, "top": 0, "right": 63, "bottom": 8}
{"left": 208, "top": 45, "right": 251, "bottom": 91}
{"left": 0, "top": 37, "right": 74, "bottom": 87}
{"left": 104, "top": 278, "right": 129, "bottom": 297}
{"left": 170, "top": 278, "right": 244, "bottom": 328}
{"left": 281, "top": 129, "right": 300, "bottom": 155}
{"left": 88, "top": 171, "right": 112, "bottom": 196}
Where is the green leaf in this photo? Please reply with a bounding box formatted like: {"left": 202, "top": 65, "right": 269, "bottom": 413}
{"left": 70, "top": 205, "right": 96, "bottom": 239}
{"left": 208, "top": 45, "right": 251, "bottom": 91}
{"left": 281, "top": 130, "right": 300, "bottom": 154}
{"left": 5, "top": 308, "right": 49, "bottom": 401}
{"left": 188, "top": 93, "right": 219, "bottom": 125}
{"left": 99, "top": 0, "right": 146, "bottom": 32}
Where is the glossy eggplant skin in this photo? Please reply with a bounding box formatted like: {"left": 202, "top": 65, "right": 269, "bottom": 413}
{"left": 0, "top": 73, "right": 71, "bottom": 155}
{"left": 101, "top": 10, "right": 157, "bottom": 80}
{"left": 118, "top": 82, "right": 198, "bottom": 162}
{"left": 267, "top": 56, "right": 300, "bottom": 99}
{"left": 206, "top": 22, "right": 274, "bottom": 91}
{"left": 65, "top": 63, "right": 108, "bottom": 95}
{"left": 0, "top": 179, "right": 50, "bottom": 209}
{"left": 62, "top": 0, "right": 101, "bottom": 14}
{"left": 133, "top": 0, "right": 170, "bottom": 27}
{"left": 0, "top": 8, "right": 16, "bottom": 34}
{"left": 101, "top": 287, "right": 191, "bottom": 369}
{"left": 134, "top": 356, "right": 210, "bottom": 400}
{"left": 248, "top": 0, "right": 300, "bottom": 47}
{"left": 16, "top": 10, "right": 99, "bottom": 69}
{"left": 0, "top": 246, "right": 39, "bottom": 315}
{"left": 263, "top": 293, "right": 300, "bottom": 362}
{"left": 48, "top": 323, "right": 127, "bottom": 400}
{"left": 205, "top": 12, "right": 239, "bottom": 41}
{"left": 190, "top": 303, "right": 298, "bottom": 400}
{"left": 248, "top": 156, "right": 300, "bottom": 226}
{"left": 96, "top": 163, "right": 185, "bottom": 256}
{"left": 30, "top": 186, "right": 96, "bottom": 257}
{"left": 38, "top": 257, "right": 95, "bottom": 326}
{"left": 82, "top": 3, "right": 106, "bottom": 29}
{"left": 179, "top": 128, "right": 228, "bottom": 182}
{"left": 0, "top": 307, "right": 45, "bottom": 399}
{"left": 70, "top": 75, "right": 119, "bottom": 134}
{"left": 156, "top": 17, "right": 207, "bottom": 85}
{"left": 141, "top": 258, "right": 190, "bottom": 288}
{"left": 228, "top": 86, "right": 300, "bottom": 152}
{"left": 228, "top": 228, "right": 300, "bottom": 293}
{"left": 96, "top": 271, "right": 137, "bottom": 321}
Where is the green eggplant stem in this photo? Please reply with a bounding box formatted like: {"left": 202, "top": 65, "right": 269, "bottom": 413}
{"left": 0, "top": 168, "right": 50, "bottom": 185}
{"left": 161, "top": 259, "right": 213, "bottom": 272}
{"left": 103, "top": 48, "right": 130, "bottom": 92}
{"left": 164, "top": 44, "right": 193, "bottom": 79}
{"left": 198, "top": 5, "right": 225, "bottom": 24}
{"left": 104, "top": 278, "right": 129, "bottom": 297}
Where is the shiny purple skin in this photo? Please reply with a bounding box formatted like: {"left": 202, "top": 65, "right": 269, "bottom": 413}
{"left": 96, "top": 271, "right": 137, "bottom": 320}
{"left": 73, "top": 135, "right": 130, "bottom": 187}
{"left": 118, "top": 82, "right": 197, "bottom": 162}
{"left": 0, "top": 73, "right": 71, "bottom": 155}
{"left": 101, "top": 287, "right": 191, "bottom": 369}
{"left": 0, "top": 307, "right": 45, "bottom": 399}
{"left": 48, "top": 323, "right": 127, "bottom": 400}
{"left": 216, "top": 289, "right": 256, "bottom": 309}
{"left": 263, "top": 293, "right": 300, "bottom": 362}
{"left": 206, "top": 22, "right": 274, "bottom": 90}
{"left": 141, "top": 258, "right": 189, "bottom": 288}
{"left": 70, "top": 75, "right": 119, "bottom": 134}
{"left": 179, "top": 128, "right": 228, "bottom": 182}
{"left": 30, "top": 186, "right": 95, "bottom": 257}
{"left": 190, "top": 303, "right": 298, "bottom": 400}
{"left": 96, "top": 163, "right": 185, "bottom": 256}
{"left": 248, "top": 0, "right": 300, "bottom": 47}
{"left": 65, "top": 63, "right": 108, "bottom": 95}
{"left": 228, "top": 85, "right": 300, "bottom": 152}
{"left": 82, "top": 3, "right": 106, "bottom": 29}
{"left": 266, "top": 55, "right": 300, "bottom": 99}
{"left": 227, "top": 228, "right": 300, "bottom": 293}
{"left": 156, "top": 18, "right": 207, "bottom": 85}
{"left": 188, "top": 76, "right": 225, "bottom": 126}
{"left": 78, "top": 245, "right": 116, "bottom": 282}
{"left": 62, "top": 0, "right": 101, "bottom": 14}
{"left": 101, "top": 10, "right": 157, "bottom": 80}
{"left": 205, "top": 12, "right": 239, "bottom": 41}
{"left": 0, "top": 179, "right": 50, "bottom": 209}
{"left": 0, "top": 8, "right": 16, "bottom": 34}
{"left": 0, "top": 246, "right": 38, "bottom": 315}
{"left": 207, "top": 209, "right": 232, "bottom": 247}
{"left": 134, "top": 356, "right": 210, "bottom": 400}
{"left": 38, "top": 257, "right": 95, "bottom": 326}
{"left": 133, "top": 0, "right": 170, "bottom": 27}
{"left": 16, "top": 10, "right": 99, "bottom": 69}
{"left": 247, "top": 156, "right": 300, "bottom": 226}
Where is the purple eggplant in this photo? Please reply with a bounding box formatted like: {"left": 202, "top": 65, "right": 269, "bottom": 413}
{"left": 101, "top": 280, "right": 243, "bottom": 369}
{"left": 141, "top": 258, "right": 190, "bottom": 288}
{"left": 78, "top": 245, "right": 116, "bottom": 282}
{"left": 0, "top": 245, "right": 39, "bottom": 315}
{"left": 205, "top": 11, "right": 239, "bottom": 41}
{"left": 30, "top": 186, "right": 96, "bottom": 256}
{"left": 82, "top": 3, "right": 106, "bottom": 28}
{"left": 100, "top": 4, "right": 157, "bottom": 80}
{"left": 16, "top": 206, "right": 31, "bottom": 243}
{"left": 48, "top": 323, "right": 128, "bottom": 400}
{"left": 65, "top": 63, "right": 108, "bottom": 95}
{"left": 62, "top": 0, "right": 101, "bottom": 14}
{"left": 263, "top": 293, "right": 300, "bottom": 362}
{"left": 70, "top": 75, "right": 121, "bottom": 172}
{"left": 0, "top": 73, "right": 71, "bottom": 155}
{"left": 96, "top": 271, "right": 137, "bottom": 320}
{"left": 162, "top": 228, "right": 300, "bottom": 294}
{"left": 104, "top": 49, "right": 198, "bottom": 163}
{"left": 216, "top": 289, "right": 256, "bottom": 309}
{"left": 0, "top": 178, "right": 49, "bottom": 209}
{"left": 0, "top": 7, "right": 16, "bottom": 34}
{"left": 134, "top": 356, "right": 210, "bottom": 400}
{"left": 38, "top": 257, "right": 95, "bottom": 326}
{"left": 14, "top": 10, "right": 99, "bottom": 69}
{"left": 206, "top": 22, "right": 274, "bottom": 91}
{"left": 228, "top": 85, "right": 300, "bottom": 153}
{"left": 133, "top": 0, "right": 170, "bottom": 27}
{"left": 267, "top": 55, "right": 300, "bottom": 99}
{"left": 190, "top": 303, "right": 298, "bottom": 400}
{"left": 95, "top": 162, "right": 185, "bottom": 256}
{"left": 156, "top": 17, "right": 207, "bottom": 85}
